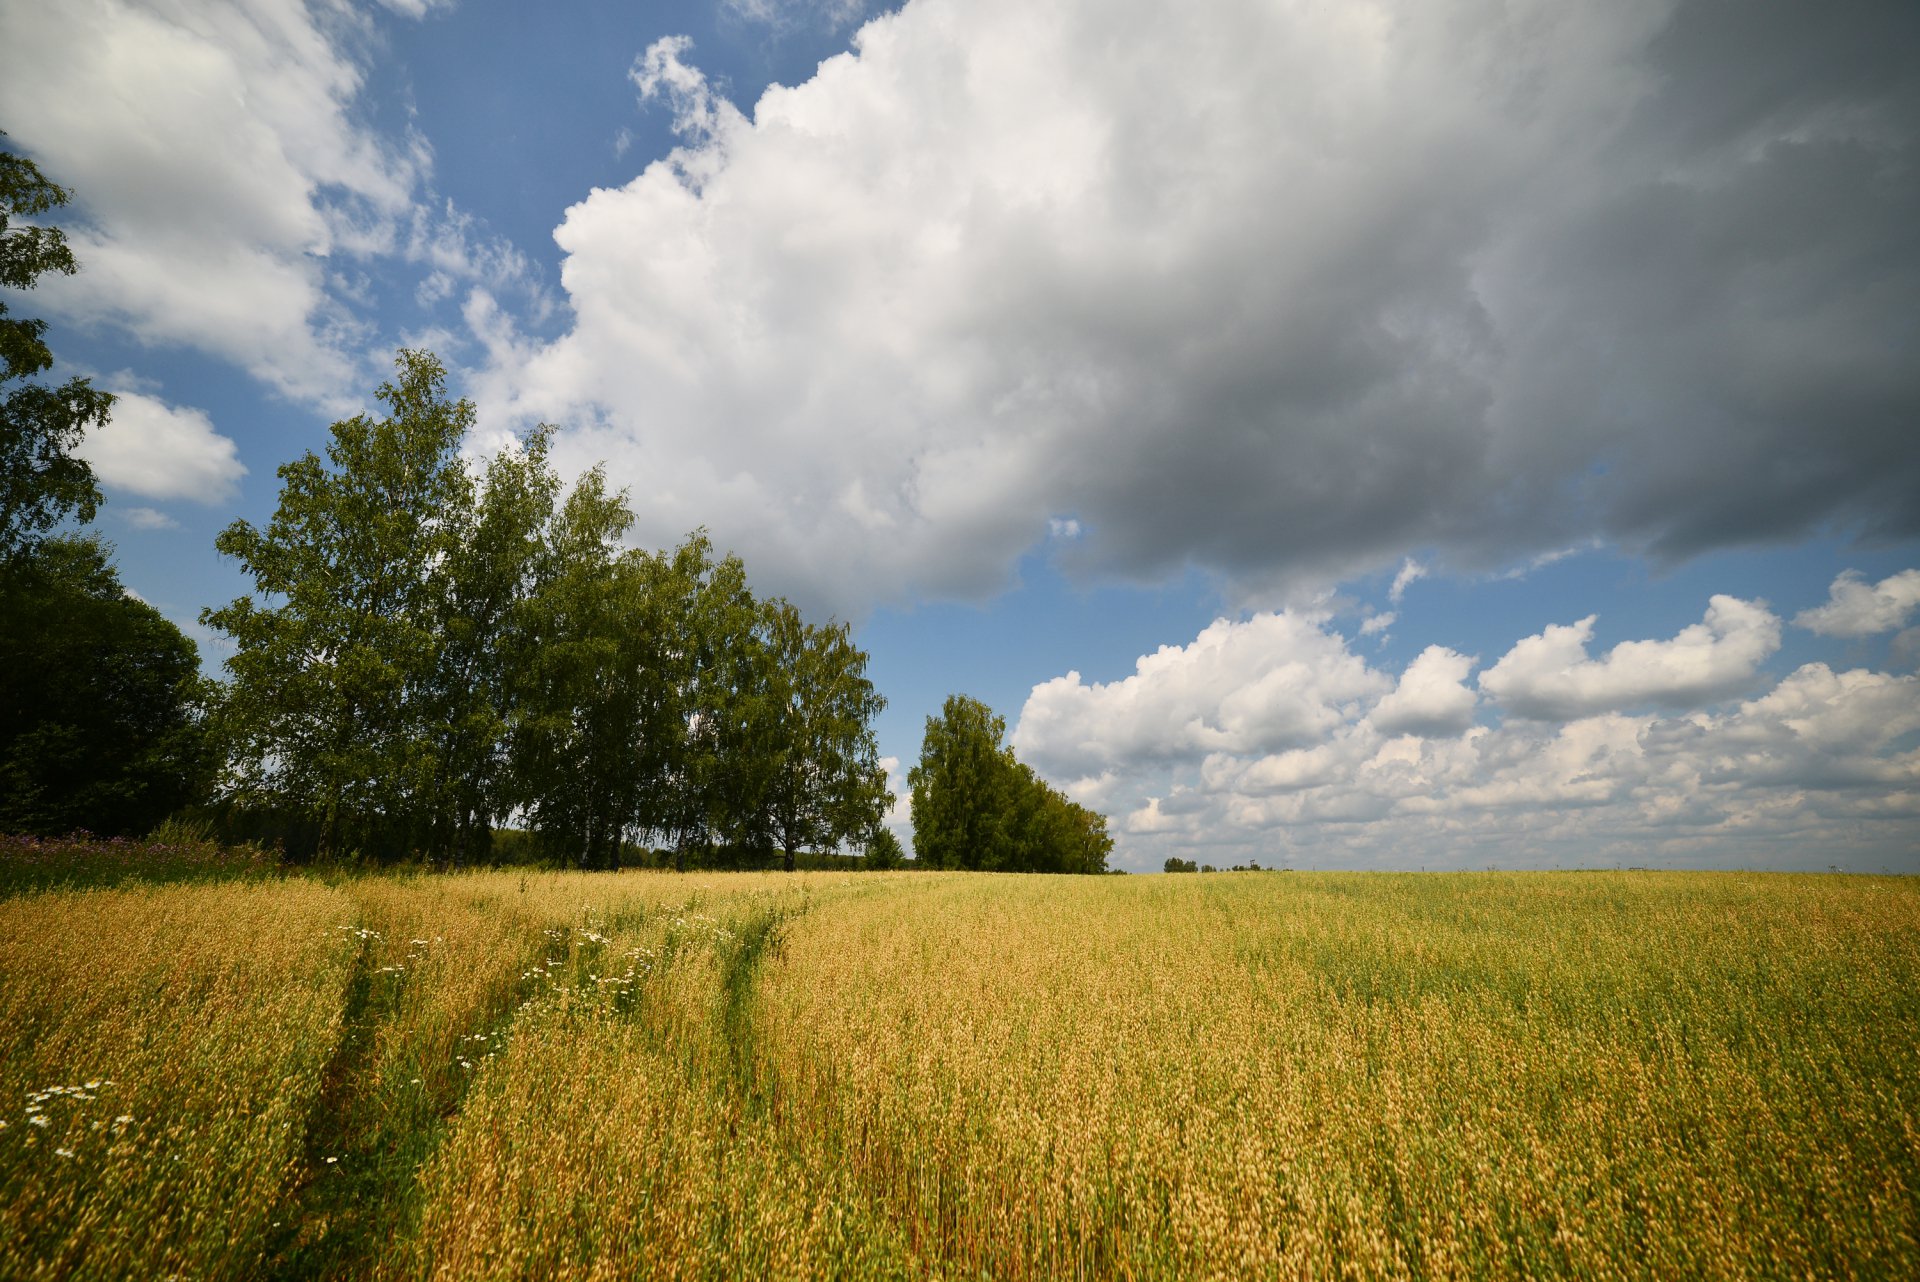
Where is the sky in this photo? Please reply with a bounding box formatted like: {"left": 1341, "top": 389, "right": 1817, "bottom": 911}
{"left": 3, "top": 0, "right": 1918, "bottom": 872}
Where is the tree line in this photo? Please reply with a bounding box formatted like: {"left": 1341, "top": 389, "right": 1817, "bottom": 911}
{"left": 2, "top": 137, "right": 1115, "bottom": 874}
{"left": 203, "top": 349, "right": 894, "bottom": 870}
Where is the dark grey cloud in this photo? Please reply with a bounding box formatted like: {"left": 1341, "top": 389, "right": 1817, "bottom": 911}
{"left": 1484, "top": 1, "right": 1920, "bottom": 562}
{"left": 483, "top": 0, "right": 1919, "bottom": 616}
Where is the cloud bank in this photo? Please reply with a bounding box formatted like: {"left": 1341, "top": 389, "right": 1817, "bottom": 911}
{"left": 1011, "top": 582, "right": 1920, "bottom": 871}
{"left": 469, "top": 0, "right": 1919, "bottom": 616}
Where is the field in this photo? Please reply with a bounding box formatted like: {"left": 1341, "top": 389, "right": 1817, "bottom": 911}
{"left": 2, "top": 867, "right": 1916, "bottom": 1279}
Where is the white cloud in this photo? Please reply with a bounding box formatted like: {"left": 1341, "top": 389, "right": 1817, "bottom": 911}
{"left": 78, "top": 389, "right": 246, "bottom": 504}
{"left": 1479, "top": 596, "right": 1780, "bottom": 721}
{"left": 722, "top": 0, "right": 872, "bottom": 34}
{"left": 0, "top": 0, "right": 426, "bottom": 404}
{"left": 1794, "top": 569, "right": 1920, "bottom": 638}
{"left": 1389, "top": 559, "right": 1427, "bottom": 604}
{"left": 877, "top": 754, "right": 911, "bottom": 831}
{"left": 472, "top": 0, "right": 1918, "bottom": 618}
{"left": 121, "top": 507, "right": 181, "bottom": 531}
{"left": 1011, "top": 590, "right": 1919, "bottom": 872}
{"left": 1370, "top": 646, "right": 1477, "bottom": 737}
{"left": 0, "top": 0, "right": 530, "bottom": 410}
{"left": 373, "top": 0, "right": 455, "bottom": 18}
{"left": 1012, "top": 611, "right": 1388, "bottom": 777}
{"left": 1359, "top": 611, "right": 1396, "bottom": 637}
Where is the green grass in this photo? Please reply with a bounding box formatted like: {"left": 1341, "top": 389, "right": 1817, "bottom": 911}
{"left": 0, "top": 830, "right": 283, "bottom": 896}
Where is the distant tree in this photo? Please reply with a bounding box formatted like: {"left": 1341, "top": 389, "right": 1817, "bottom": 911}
{"left": 1046, "top": 787, "right": 1114, "bottom": 875}
{"left": 1163, "top": 857, "right": 1198, "bottom": 874}
{"left": 909, "top": 694, "right": 1111, "bottom": 873}
{"left": 1, "top": 135, "right": 111, "bottom": 562}
{"left": 0, "top": 537, "right": 213, "bottom": 835}
{"left": 205, "top": 350, "right": 472, "bottom": 860}
{"left": 751, "top": 599, "right": 889, "bottom": 872}
{"left": 864, "top": 826, "right": 906, "bottom": 870}
{"left": 909, "top": 695, "right": 1016, "bottom": 870}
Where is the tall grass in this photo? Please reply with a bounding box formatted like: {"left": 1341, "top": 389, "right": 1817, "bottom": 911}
{"left": 757, "top": 871, "right": 1920, "bottom": 1278}
{"left": 0, "top": 829, "right": 282, "bottom": 896}
{"left": 1, "top": 868, "right": 1914, "bottom": 1278}
{"left": 0, "top": 881, "right": 356, "bottom": 1278}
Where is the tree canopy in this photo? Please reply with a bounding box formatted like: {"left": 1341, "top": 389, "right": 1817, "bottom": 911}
{"left": 206, "top": 349, "right": 891, "bottom": 868}
{"left": 0, "top": 537, "right": 213, "bottom": 836}
{"left": 1, "top": 134, "right": 110, "bottom": 562}
{"left": 908, "top": 694, "right": 1112, "bottom": 874}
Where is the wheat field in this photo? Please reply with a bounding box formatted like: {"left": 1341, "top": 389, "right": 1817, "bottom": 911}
{"left": 2, "top": 869, "right": 1915, "bottom": 1279}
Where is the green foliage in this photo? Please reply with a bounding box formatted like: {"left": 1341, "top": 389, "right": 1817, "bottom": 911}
{"left": 749, "top": 600, "right": 889, "bottom": 872}
{"left": 0, "top": 135, "right": 109, "bottom": 561}
{"left": 206, "top": 350, "right": 474, "bottom": 861}
{"left": 204, "top": 350, "right": 892, "bottom": 870}
{"left": 1163, "top": 857, "right": 1199, "bottom": 873}
{"left": 864, "top": 827, "right": 906, "bottom": 870}
{"left": 424, "top": 425, "right": 564, "bottom": 868}
{"left": 0, "top": 140, "right": 212, "bottom": 850}
{"left": 908, "top": 694, "right": 1112, "bottom": 873}
{"left": 506, "top": 464, "right": 645, "bottom": 870}
{"left": 0, "top": 537, "right": 214, "bottom": 837}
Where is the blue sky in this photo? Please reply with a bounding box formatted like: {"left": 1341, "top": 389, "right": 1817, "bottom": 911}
{"left": 3, "top": 0, "right": 1918, "bottom": 870}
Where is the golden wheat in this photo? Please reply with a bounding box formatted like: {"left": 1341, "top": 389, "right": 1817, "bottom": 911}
{"left": 2, "top": 869, "right": 1914, "bottom": 1279}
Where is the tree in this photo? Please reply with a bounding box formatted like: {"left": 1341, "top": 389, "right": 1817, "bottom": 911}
{"left": 908, "top": 695, "right": 1014, "bottom": 870}
{"left": 507, "top": 466, "right": 652, "bottom": 870}
{"left": 751, "top": 600, "right": 890, "bottom": 872}
{"left": 205, "top": 350, "right": 472, "bottom": 860}
{"left": 1, "top": 136, "right": 111, "bottom": 562}
{"left": 642, "top": 538, "right": 766, "bottom": 869}
{"left": 0, "top": 140, "right": 209, "bottom": 837}
{"left": 908, "top": 694, "right": 1111, "bottom": 873}
{"left": 421, "top": 425, "right": 562, "bottom": 866}
{"left": 0, "top": 537, "right": 213, "bottom": 835}
{"left": 864, "top": 826, "right": 906, "bottom": 870}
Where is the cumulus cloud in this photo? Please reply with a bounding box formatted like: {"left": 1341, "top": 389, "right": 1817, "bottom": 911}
{"left": 78, "top": 389, "right": 246, "bottom": 504}
{"left": 467, "top": 0, "right": 1919, "bottom": 617}
{"left": 0, "top": 0, "right": 419, "bottom": 402}
{"left": 1794, "top": 569, "right": 1920, "bottom": 638}
{"left": 0, "top": 0, "right": 528, "bottom": 409}
{"left": 1012, "top": 611, "right": 1387, "bottom": 777}
{"left": 1371, "top": 646, "right": 1477, "bottom": 737}
{"left": 1013, "top": 591, "right": 1919, "bottom": 871}
{"left": 1479, "top": 596, "right": 1780, "bottom": 721}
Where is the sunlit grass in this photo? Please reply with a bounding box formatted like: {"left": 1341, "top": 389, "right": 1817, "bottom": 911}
{"left": 1, "top": 868, "right": 1914, "bottom": 1278}
{"left": 0, "top": 880, "right": 355, "bottom": 1278}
